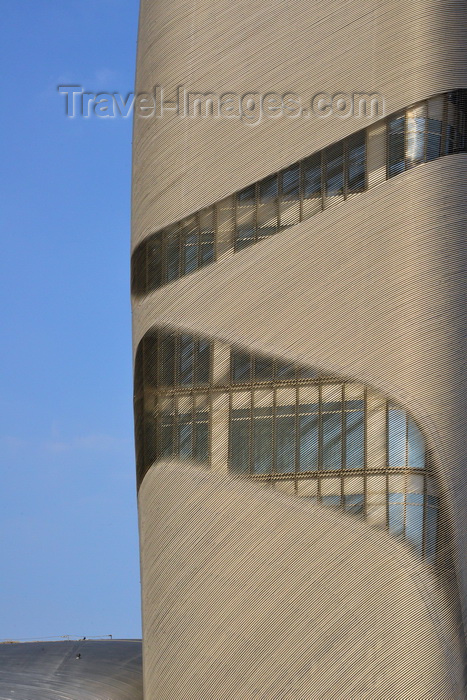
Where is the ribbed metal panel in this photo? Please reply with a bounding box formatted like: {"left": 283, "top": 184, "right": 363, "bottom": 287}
{"left": 132, "top": 0, "right": 467, "bottom": 250}
{"left": 0, "top": 641, "right": 142, "bottom": 700}
{"left": 132, "top": 0, "right": 467, "bottom": 696}
{"left": 138, "top": 463, "right": 464, "bottom": 699}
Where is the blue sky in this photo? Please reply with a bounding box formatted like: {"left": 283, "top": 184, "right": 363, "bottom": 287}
{"left": 0, "top": 0, "right": 142, "bottom": 640}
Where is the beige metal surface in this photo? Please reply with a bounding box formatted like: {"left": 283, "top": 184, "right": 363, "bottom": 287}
{"left": 132, "top": 0, "right": 467, "bottom": 249}
{"left": 138, "top": 462, "right": 464, "bottom": 699}
{"left": 132, "top": 0, "right": 467, "bottom": 696}
{"left": 134, "top": 156, "right": 467, "bottom": 697}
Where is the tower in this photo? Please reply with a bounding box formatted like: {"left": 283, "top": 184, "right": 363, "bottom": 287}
{"left": 131, "top": 1, "right": 467, "bottom": 697}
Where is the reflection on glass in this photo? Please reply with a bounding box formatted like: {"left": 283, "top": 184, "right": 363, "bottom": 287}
{"left": 406, "top": 105, "right": 426, "bottom": 167}
{"left": 325, "top": 142, "right": 344, "bottom": 201}
{"left": 388, "top": 407, "right": 406, "bottom": 467}
{"left": 236, "top": 185, "right": 256, "bottom": 250}
{"left": 408, "top": 418, "right": 424, "bottom": 469}
{"left": 388, "top": 493, "right": 404, "bottom": 537}
{"left": 345, "top": 409, "right": 365, "bottom": 469}
{"left": 230, "top": 416, "right": 250, "bottom": 473}
{"left": 322, "top": 412, "right": 342, "bottom": 470}
{"left": 347, "top": 131, "right": 366, "bottom": 193}
{"left": 298, "top": 412, "right": 319, "bottom": 471}
{"left": 387, "top": 112, "right": 405, "bottom": 178}
{"left": 276, "top": 413, "right": 295, "bottom": 473}
{"left": 253, "top": 408, "right": 273, "bottom": 473}
{"left": 280, "top": 164, "right": 301, "bottom": 228}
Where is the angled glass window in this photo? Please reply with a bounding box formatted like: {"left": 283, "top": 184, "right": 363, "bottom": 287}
{"left": 254, "top": 355, "right": 275, "bottom": 382}
{"left": 346, "top": 130, "right": 366, "bottom": 194}
{"left": 324, "top": 142, "right": 344, "bottom": 204}
{"left": 252, "top": 391, "right": 274, "bottom": 474}
{"left": 388, "top": 406, "right": 406, "bottom": 467}
{"left": 257, "top": 175, "right": 278, "bottom": 238}
{"left": 180, "top": 215, "right": 199, "bottom": 276}
{"left": 199, "top": 207, "right": 215, "bottom": 267}
{"left": 406, "top": 105, "right": 426, "bottom": 168}
{"left": 345, "top": 408, "right": 365, "bottom": 469}
{"left": 146, "top": 232, "right": 163, "bottom": 292}
{"left": 387, "top": 112, "right": 406, "bottom": 178}
{"left": 236, "top": 184, "right": 256, "bottom": 250}
{"left": 302, "top": 153, "right": 322, "bottom": 218}
{"left": 195, "top": 338, "right": 211, "bottom": 386}
{"left": 232, "top": 351, "right": 252, "bottom": 383}
{"left": 280, "top": 164, "right": 301, "bottom": 228}
{"left": 165, "top": 224, "right": 181, "bottom": 283}
{"left": 407, "top": 417, "right": 424, "bottom": 469}
{"left": 159, "top": 333, "right": 176, "bottom": 387}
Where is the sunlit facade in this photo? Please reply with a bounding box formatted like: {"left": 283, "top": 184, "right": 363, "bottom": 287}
{"left": 132, "top": 1, "right": 467, "bottom": 697}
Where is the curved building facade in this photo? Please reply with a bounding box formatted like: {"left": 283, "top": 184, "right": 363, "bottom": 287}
{"left": 132, "top": 1, "right": 467, "bottom": 697}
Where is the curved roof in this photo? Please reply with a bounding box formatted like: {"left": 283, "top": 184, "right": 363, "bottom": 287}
{"left": 0, "top": 640, "right": 142, "bottom": 700}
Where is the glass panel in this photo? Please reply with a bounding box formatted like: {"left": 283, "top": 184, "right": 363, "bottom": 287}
{"left": 165, "top": 225, "right": 181, "bottom": 282}
{"left": 388, "top": 407, "right": 407, "bottom": 467}
{"left": 347, "top": 131, "right": 366, "bottom": 194}
{"left": 276, "top": 361, "right": 297, "bottom": 380}
{"left": 181, "top": 215, "right": 198, "bottom": 275}
{"left": 322, "top": 412, "right": 342, "bottom": 470}
{"left": 406, "top": 105, "right": 426, "bottom": 168}
{"left": 405, "top": 503, "right": 424, "bottom": 553}
{"left": 194, "top": 417, "right": 209, "bottom": 462}
{"left": 254, "top": 356, "right": 275, "bottom": 382}
{"left": 407, "top": 418, "right": 424, "bottom": 469}
{"left": 216, "top": 196, "right": 235, "bottom": 257}
{"left": 159, "top": 333, "right": 176, "bottom": 386}
{"left": 230, "top": 415, "right": 250, "bottom": 473}
{"left": 387, "top": 112, "right": 405, "bottom": 178}
{"left": 276, "top": 414, "right": 295, "bottom": 474}
{"left": 280, "top": 164, "right": 300, "bottom": 228}
{"left": 298, "top": 413, "right": 318, "bottom": 471}
{"left": 297, "top": 365, "right": 319, "bottom": 379}
{"left": 232, "top": 351, "right": 251, "bottom": 383}
{"left": 302, "top": 153, "right": 322, "bottom": 218}
{"left": 179, "top": 334, "right": 194, "bottom": 386}
{"left": 159, "top": 399, "right": 175, "bottom": 458}
{"left": 345, "top": 409, "right": 364, "bottom": 469}
{"left": 366, "top": 474, "right": 387, "bottom": 528}
{"left": 178, "top": 414, "right": 193, "bottom": 458}
{"left": 325, "top": 142, "right": 344, "bottom": 200}
{"left": 252, "top": 407, "right": 273, "bottom": 474}
{"left": 388, "top": 494, "right": 404, "bottom": 537}
{"left": 146, "top": 232, "right": 163, "bottom": 291}
{"left": 195, "top": 339, "right": 211, "bottom": 385}
{"left": 199, "top": 207, "right": 215, "bottom": 266}
{"left": 143, "top": 335, "right": 158, "bottom": 386}
{"left": 257, "top": 175, "right": 278, "bottom": 238}
{"left": 236, "top": 185, "right": 256, "bottom": 250}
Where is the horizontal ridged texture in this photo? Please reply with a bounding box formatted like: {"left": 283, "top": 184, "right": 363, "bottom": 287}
{"left": 139, "top": 463, "right": 464, "bottom": 699}
{"left": 132, "top": 0, "right": 467, "bottom": 696}
{"left": 0, "top": 641, "right": 143, "bottom": 700}
{"left": 132, "top": 0, "right": 467, "bottom": 249}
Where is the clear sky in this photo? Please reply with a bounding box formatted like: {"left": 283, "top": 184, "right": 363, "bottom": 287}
{"left": 0, "top": 0, "right": 142, "bottom": 640}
